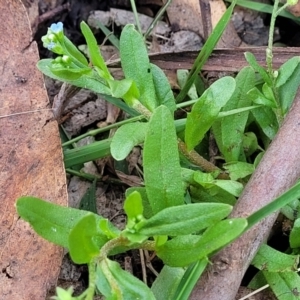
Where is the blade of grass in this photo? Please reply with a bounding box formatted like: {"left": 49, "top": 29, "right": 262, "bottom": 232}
{"left": 64, "top": 139, "right": 112, "bottom": 168}
{"left": 246, "top": 181, "right": 300, "bottom": 231}
{"left": 176, "top": 0, "right": 237, "bottom": 103}
{"left": 172, "top": 259, "right": 208, "bottom": 300}
{"left": 94, "top": 21, "right": 120, "bottom": 50}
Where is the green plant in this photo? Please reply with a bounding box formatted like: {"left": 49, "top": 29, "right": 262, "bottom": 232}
{"left": 16, "top": 0, "right": 300, "bottom": 299}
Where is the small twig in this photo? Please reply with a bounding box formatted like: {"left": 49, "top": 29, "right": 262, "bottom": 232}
{"left": 31, "top": 3, "right": 70, "bottom": 34}
{"left": 139, "top": 249, "right": 147, "bottom": 284}
{"left": 238, "top": 285, "right": 269, "bottom": 300}
{"left": 0, "top": 108, "right": 52, "bottom": 119}
{"left": 144, "top": 0, "right": 172, "bottom": 39}
{"left": 144, "top": 250, "right": 159, "bottom": 277}
{"left": 37, "top": 3, "right": 70, "bottom": 25}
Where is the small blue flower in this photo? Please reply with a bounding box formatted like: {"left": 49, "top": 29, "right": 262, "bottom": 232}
{"left": 50, "top": 22, "right": 63, "bottom": 34}
{"left": 47, "top": 42, "right": 56, "bottom": 50}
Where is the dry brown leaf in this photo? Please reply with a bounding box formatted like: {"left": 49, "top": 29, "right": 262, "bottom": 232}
{"left": 0, "top": 1, "right": 67, "bottom": 299}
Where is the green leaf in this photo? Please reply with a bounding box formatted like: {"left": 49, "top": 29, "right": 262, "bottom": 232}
{"left": 120, "top": 24, "right": 157, "bottom": 111}
{"left": 242, "top": 132, "right": 259, "bottom": 157}
{"left": 151, "top": 266, "right": 185, "bottom": 300}
{"left": 195, "top": 218, "right": 247, "bottom": 258}
{"left": 144, "top": 106, "right": 184, "bottom": 214}
{"left": 110, "top": 122, "right": 147, "bottom": 161}
{"left": 185, "top": 76, "right": 236, "bottom": 150}
{"left": 190, "top": 185, "right": 237, "bottom": 205}
{"left": 244, "top": 52, "right": 272, "bottom": 86}
{"left": 177, "top": 69, "right": 198, "bottom": 100}
{"left": 212, "top": 67, "right": 255, "bottom": 162}
{"left": 223, "top": 161, "right": 255, "bottom": 181}
{"left": 156, "top": 235, "right": 203, "bottom": 267}
{"left": 251, "top": 106, "right": 278, "bottom": 140}
{"left": 37, "top": 59, "right": 111, "bottom": 95}
{"left": 80, "top": 21, "right": 112, "bottom": 80}
{"left": 157, "top": 218, "right": 247, "bottom": 267}
{"left": 276, "top": 56, "right": 300, "bottom": 88}
{"left": 50, "top": 65, "right": 92, "bottom": 80}
{"left": 262, "top": 271, "right": 300, "bottom": 300}
{"left": 290, "top": 218, "right": 300, "bottom": 248}
{"left": 247, "top": 86, "right": 277, "bottom": 108}
{"left": 252, "top": 244, "right": 299, "bottom": 272}
{"left": 68, "top": 214, "right": 107, "bottom": 264}
{"left": 248, "top": 271, "right": 267, "bottom": 289}
{"left": 108, "top": 78, "right": 140, "bottom": 106}
{"left": 137, "top": 203, "right": 232, "bottom": 236}
{"left": 62, "top": 35, "right": 89, "bottom": 67}
{"left": 125, "top": 187, "right": 153, "bottom": 219}
{"left": 16, "top": 196, "right": 104, "bottom": 248}
{"left": 151, "top": 63, "right": 177, "bottom": 113}
{"left": 193, "top": 171, "right": 243, "bottom": 197}
{"left": 97, "top": 258, "right": 156, "bottom": 300}
{"left": 281, "top": 199, "right": 299, "bottom": 220}
{"left": 276, "top": 56, "right": 300, "bottom": 114}
{"left": 123, "top": 191, "right": 144, "bottom": 230}
{"left": 79, "top": 178, "right": 97, "bottom": 213}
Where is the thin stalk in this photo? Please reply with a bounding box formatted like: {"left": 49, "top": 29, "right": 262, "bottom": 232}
{"left": 144, "top": 0, "right": 173, "bottom": 39}
{"left": 85, "top": 258, "right": 97, "bottom": 300}
{"left": 130, "top": 0, "right": 142, "bottom": 34}
{"left": 62, "top": 115, "right": 144, "bottom": 147}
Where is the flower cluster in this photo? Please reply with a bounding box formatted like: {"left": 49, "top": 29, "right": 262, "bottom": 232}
{"left": 42, "top": 22, "right": 64, "bottom": 55}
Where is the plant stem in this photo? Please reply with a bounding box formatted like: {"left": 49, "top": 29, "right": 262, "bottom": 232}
{"left": 267, "top": 0, "right": 291, "bottom": 77}
{"left": 62, "top": 115, "right": 144, "bottom": 147}
{"left": 177, "top": 139, "right": 229, "bottom": 179}
{"left": 85, "top": 258, "right": 97, "bottom": 300}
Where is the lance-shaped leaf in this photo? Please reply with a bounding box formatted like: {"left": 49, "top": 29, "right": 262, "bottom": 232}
{"left": 62, "top": 35, "right": 89, "bottom": 67}
{"left": 251, "top": 106, "right": 278, "bottom": 140}
{"left": 156, "top": 218, "right": 247, "bottom": 267}
{"left": 143, "top": 105, "right": 184, "bottom": 214}
{"left": 120, "top": 24, "right": 157, "bottom": 111}
{"left": 185, "top": 76, "right": 236, "bottom": 150}
{"left": 80, "top": 21, "right": 112, "bottom": 80}
{"left": 262, "top": 271, "right": 300, "bottom": 299}
{"left": 16, "top": 196, "right": 114, "bottom": 248}
{"left": 252, "top": 244, "right": 299, "bottom": 272}
{"left": 151, "top": 63, "right": 176, "bottom": 113}
{"left": 96, "top": 258, "right": 156, "bottom": 299}
{"left": 37, "top": 59, "right": 111, "bottom": 95}
{"left": 212, "top": 67, "right": 255, "bottom": 162}
{"left": 276, "top": 56, "right": 300, "bottom": 115}
{"left": 136, "top": 203, "right": 232, "bottom": 236}
{"left": 244, "top": 52, "right": 272, "bottom": 86}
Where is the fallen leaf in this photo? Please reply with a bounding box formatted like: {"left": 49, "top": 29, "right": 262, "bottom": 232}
{"left": 0, "top": 0, "right": 67, "bottom": 299}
